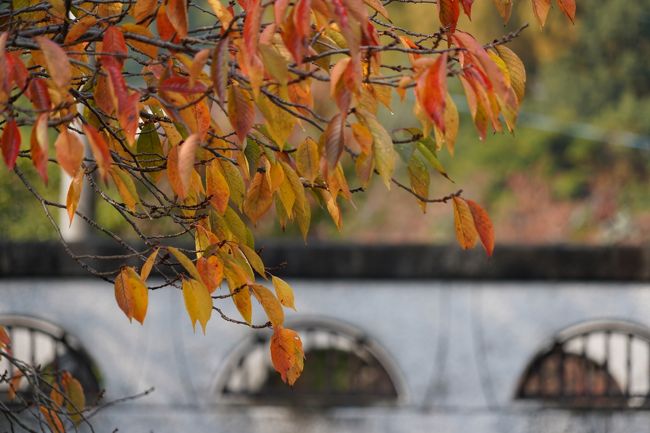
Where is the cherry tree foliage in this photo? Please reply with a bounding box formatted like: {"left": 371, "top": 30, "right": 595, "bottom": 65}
{"left": 0, "top": 0, "right": 576, "bottom": 428}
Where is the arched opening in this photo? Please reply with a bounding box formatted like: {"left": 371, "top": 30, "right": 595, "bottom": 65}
{"left": 516, "top": 320, "right": 650, "bottom": 409}
{"left": 218, "top": 318, "right": 404, "bottom": 406}
{"left": 0, "top": 315, "right": 102, "bottom": 405}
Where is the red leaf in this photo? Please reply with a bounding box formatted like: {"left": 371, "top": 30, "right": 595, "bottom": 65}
{"left": 416, "top": 53, "right": 448, "bottom": 132}
{"left": 82, "top": 124, "right": 112, "bottom": 183}
{"left": 227, "top": 84, "right": 254, "bottom": 145}
{"left": 6, "top": 53, "right": 28, "bottom": 91}
{"left": 105, "top": 65, "right": 139, "bottom": 145}
{"left": 159, "top": 76, "right": 208, "bottom": 94}
{"left": 1, "top": 119, "right": 20, "bottom": 170}
{"left": 460, "top": 0, "right": 474, "bottom": 18}
{"left": 156, "top": 5, "right": 181, "bottom": 43}
{"left": 27, "top": 78, "right": 52, "bottom": 111}
{"left": 439, "top": 0, "right": 460, "bottom": 33}
{"left": 102, "top": 26, "right": 128, "bottom": 69}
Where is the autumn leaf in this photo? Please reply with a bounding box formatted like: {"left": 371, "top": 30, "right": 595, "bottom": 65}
{"left": 39, "top": 406, "right": 64, "bottom": 433}
{"left": 30, "top": 113, "right": 49, "bottom": 183}
{"left": 243, "top": 171, "right": 274, "bottom": 224}
{"left": 1, "top": 118, "right": 20, "bottom": 170}
{"left": 270, "top": 326, "right": 304, "bottom": 385}
{"left": 359, "top": 110, "right": 396, "bottom": 189}
{"left": 66, "top": 170, "right": 83, "bottom": 225}
{"left": 168, "top": 246, "right": 203, "bottom": 282}
{"left": 271, "top": 275, "right": 296, "bottom": 310}
{"left": 416, "top": 53, "right": 448, "bottom": 133}
{"left": 324, "top": 113, "right": 347, "bottom": 171}
{"left": 182, "top": 278, "right": 212, "bottom": 333}
{"left": 295, "top": 137, "right": 320, "bottom": 183}
{"left": 140, "top": 247, "right": 159, "bottom": 281}
{"left": 177, "top": 134, "right": 200, "bottom": 199}
{"left": 167, "top": 0, "right": 189, "bottom": 38}
{"left": 197, "top": 255, "right": 224, "bottom": 293}
{"left": 211, "top": 37, "right": 230, "bottom": 106}
{"left": 492, "top": 0, "right": 513, "bottom": 23}
{"left": 452, "top": 196, "right": 478, "bottom": 249}
{"left": 466, "top": 200, "right": 495, "bottom": 256}
{"left": 206, "top": 159, "right": 230, "bottom": 214}
{"left": 61, "top": 372, "right": 85, "bottom": 425}
{"left": 101, "top": 26, "right": 128, "bottom": 69}
{"left": 114, "top": 266, "right": 149, "bottom": 324}
{"left": 55, "top": 129, "right": 84, "bottom": 178}
{"left": 532, "top": 0, "right": 551, "bottom": 27}
{"left": 228, "top": 84, "right": 255, "bottom": 145}
{"left": 82, "top": 124, "right": 112, "bottom": 183}
{"left": 439, "top": 0, "right": 460, "bottom": 33}
{"left": 110, "top": 166, "right": 138, "bottom": 211}
{"left": 251, "top": 284, "right": 284, "bottom": 328}
{"left": 556, "top": 0, "right": 576, "bottom": 24}
{"left": 35, "top": 37, "right": 71, "bottom": 90}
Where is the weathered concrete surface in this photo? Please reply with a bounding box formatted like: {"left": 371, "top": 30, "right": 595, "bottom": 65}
{"left": 1, "top": 278, "right": 649, "bottom": 432}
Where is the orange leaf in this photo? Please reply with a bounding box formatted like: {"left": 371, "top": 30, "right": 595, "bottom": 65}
{"left": 39, "top": 406, "right": 64, "bottom": 433}
{"left": 166, "top": 145, "right": 183, "bottom": 198}
{"left": 182, "top": 278, "right": 212, "bottom": 333}
{"left": 206, "top": 159, "right": 230, "bottom": 214}
{"left": 1, "top": 118, "right": 20, "bottom": 170}
{"left": 189, "top": 48, "right": 210, "bottom": 87}
{"left": 452, "top": 196, "right": 478, "bottom": 250}
{"left": 197, "top": 255, "right": 224, "bottom": 294}
{"left": 7, "top": 371, "right": 22, "bottom": 401}
{"left": 167, "top": 0, "right": 189, "bottom": 39}
{"left": 132, "top": 0, "right": 158, "bottom": 24}
{"left": 55, "top": 129, "right": 84, "bottom": 177}
{"left": 30, "top": 113, "right": 49, "bottom": 184}
{"left": 35, "top": 37, "right": 71, "bottom": 90}
{"left": 0, "top": 326, "right": 10, "bottom": 348}
{"left": 270, "top": 326, "right": 304, "bottom": 385}
{"left": 532, "top": 0, "right": 551, "bottom": 27}
{"left": 114, "top": 266, "right": 149, "bottom": 324}
{"left": 466, "top": 200, "right": 495, "bottom": 256}
{"left": 64, "top": 16, "right": 97, "bottom": 44}
{"left": 66, "top": 170, "right": 83, "bottom": 225}
{"left": 556, "top": 0, "right": 575, "bottom": 23}
{"left": 415, "top": 53, "right": 448, "bottom": 133}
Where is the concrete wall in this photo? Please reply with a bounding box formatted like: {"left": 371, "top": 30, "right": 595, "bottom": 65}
{"left": 1, "top": 278, "right": 649, "bottom": 433}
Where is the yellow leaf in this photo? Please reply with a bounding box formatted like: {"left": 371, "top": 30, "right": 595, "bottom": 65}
{"left": 168, "top": 247, "right": 203, "bottom": 282}
{"left": 238, "top": 243, "right": 266, "bottom": 277}
{"left": 206, "top": 159, "right": 230, "bottom": 214}
{"left": 295, "top": 137, "right": 320, "bottom": 183}
{"left": 121, "top": 24, "right": 159, "bottom": 59}
{"left": 251, "top": 284, "right": 284, "bottom": 328}
{"left": 110, "top": 167, "right": 138, "bottom": 211}
{"left": 140, "top": 247, "right": 159, "bottom": 281}
{"left": 114, "top": 266, "right": 148, "bottom": 324}
{"left": 271, "top": 275, "right": 295, "bottom": 310}
{"left": 62, "top": 372, "right": 85, "bottom": 425}
{"left": 243, "top": 171, "right": 274, "bottom": 224}
{"left": 495, "top": 45, "right": 526, "bottom": 103}
{"left": 359, "top": 110, "right": 396, "bottom": 189}
{"left": 452, "top": 197, "right": 478, "bottom": 250}
{"left": 257, "top": 90, "right": 296, "bottom": 148}
{"left": 182, "top": 278, "right": 212, "bottom": 333}
{"left": 270, "top": 326, "right": 304, "bottom": 385}
{"left": 433, "top": 93, "right": 459, "bottom": 156}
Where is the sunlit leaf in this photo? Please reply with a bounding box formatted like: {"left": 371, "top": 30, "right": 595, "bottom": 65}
{"left": 140, "top": 247, "right": 159, "bottom": 281}
{"left": 251, "top": 284, "right": 284, "bottom": 328}
{"left": 532, "top": 0, "right": 551, "bottom": 27}
{"left": 270, "top": 326, "right": 304, "bottom": 385}
{"left": 35, "top": 37, "right": 71, "bottom": 90}
{"left": 243, "top": 171, "right": 274, "bottom": 224}
{"left": 197, "top": 255, "right": 223, "bottom": 293}
{"left": 114, "top": 266, "right": 148, "bottom": 324}
{"left": 55, "top": 129, "right": 84, "bottom": 178}
{"left": 30, "top": 113, "right": 49, "bottom": 184}
{"left": 452, "top": 196, "right": 478, "bottom": 250}
{"left": 82, "top": 124, "right": 112, "bottom": 183}
{"left": 272, "top": 275, "right": 296, "bottom": 310}
{"left": 168, "top": 246, "right": 203, "bottom": 282}
{"left": 66, "top": 170, "right": 83, "bottom": 225}
{"left": 182, "top": 278, "right": 212, "bottom": 333}
{"left": 167, "top": 0, "right": 189, "bottom": 38}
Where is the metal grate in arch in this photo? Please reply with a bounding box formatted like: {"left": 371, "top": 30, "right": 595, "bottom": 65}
{"left": 516, "top": 320, "right": 650, "bottom": 409}
{"left": 0, "top": 315, "right": 102, "bottom": 404}
{"left": 218, "top": 318, "right": 404, "bottom": 406}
